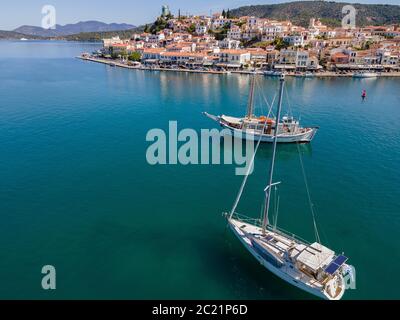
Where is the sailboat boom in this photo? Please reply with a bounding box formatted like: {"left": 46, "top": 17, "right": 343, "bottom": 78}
{"left": 264, "top": 181, "right": 281, "bottom": 192}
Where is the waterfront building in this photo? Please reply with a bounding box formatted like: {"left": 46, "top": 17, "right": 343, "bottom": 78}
{"left": 218, "top": 49, "right": 251, "bottom": 67}
{"left": 345, "top": 48, "right": 380, "bottom": 65}
{"left": 165, "top": 42, "right": 196, "bottom": 52}
{"left": 330, "top": 52, "right": 350, "bottom": 64}
{"left": 159, "top": 52, "right": 213, "bottom": 66}
{"left": 103, "top": 36, "right": 123, "bottom": 48}
{"left": 296, "top": 50, "right": 309, "bottom": 68}
{"left": 142, "top": 48, "right": 165, "bottom": 64}
{"left": 248, "top": 48, "right": 269, "bottom": 68}
{"left": 380, "top": 51, "right": 400, "bottom": 69}
{"left": 98, "top": 12, "right": 400, "bottom": 74}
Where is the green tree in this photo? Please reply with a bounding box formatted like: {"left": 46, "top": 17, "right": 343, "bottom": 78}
{"left": 187, "top": 23, "right": 196, "bottom": 34}
{"left": 251, "top": 41, "right": 272, "bottom": 48}
{"left": 128, "top": 52, "right": 141, "bottom": 61}
{"left": 222, "top": 10, "right": 226, "bottom": 18}
{"left": 150, "top": 16, "right": 171, "bottom": 34}
{"left": 273, "top": 37, "right": 290, "bottom": 50}
{"left": 362, "top": 40, "right": 373, "bottom": 50}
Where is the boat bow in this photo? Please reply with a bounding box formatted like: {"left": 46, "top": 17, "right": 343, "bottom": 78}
{"left": 202, "top": 112, "right": 221, "bottom": 123}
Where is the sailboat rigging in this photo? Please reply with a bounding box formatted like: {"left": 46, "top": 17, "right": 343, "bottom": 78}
{"left": 225, "top": 75, "right": 354, "bottom": 300}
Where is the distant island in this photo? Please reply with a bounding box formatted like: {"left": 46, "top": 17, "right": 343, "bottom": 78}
{"left": 0, "top": 30, "right": 43, "bottom": 40}
{"left": 0, "top": 21, "right": 137, "bottom": 40}
{"left": 0, "top": 1, "right": 399, "bottom": 41}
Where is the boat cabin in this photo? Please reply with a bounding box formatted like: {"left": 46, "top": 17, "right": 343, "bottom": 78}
{"left": 291, "top": 242, "right": 339, "bottom": 282}
{"left": 220, "top": 114, "right": 302, "bottom": 136}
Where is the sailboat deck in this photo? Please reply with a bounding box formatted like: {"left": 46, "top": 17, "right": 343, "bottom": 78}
{"left": 231, "top": 218, "right": 328, "bottom": 291}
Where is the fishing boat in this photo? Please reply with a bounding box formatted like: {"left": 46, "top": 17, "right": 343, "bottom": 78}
{"left": 203, "top": 75, "right": 318, "bottom": 143}
{"left": 304, "top": 71, "right": 315, "bottom": 78}
{"left": 295, "top": 71, "right": 315, "bottom": 78}
{"left": 294, "top": 71, "right": 303, "bottom": 77}
{"left": 353, "top": 71, "right": 378, "bottom": 78}
{"left": 225, "top": 75, "right": 355, "bottom": 300}
{"left": 264, "top": 70, "right": 275, "bottom": 76}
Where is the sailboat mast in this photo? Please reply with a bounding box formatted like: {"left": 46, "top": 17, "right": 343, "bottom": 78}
{"left": 246, "top": 75, "right": 256, "bottom": 118}
{"left": 262, "top": 75, "right": 285, "bottom": 233}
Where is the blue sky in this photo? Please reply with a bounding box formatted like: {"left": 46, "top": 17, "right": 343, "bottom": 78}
{"left": 1, "top": 0, "right": 399, "bottom": 30}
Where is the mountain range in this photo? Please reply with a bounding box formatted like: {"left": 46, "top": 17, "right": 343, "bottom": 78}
{"left": 12, "top": 21, "right": 136, "bottom": 38}
{"left": 1, "top": 1, "right": 399, "bottom": 41}
{"left": 0, "top": 30, "right": 43, "bottom": 40}
{"left": 229, "top": 1, "right": 400, "bottom": 27}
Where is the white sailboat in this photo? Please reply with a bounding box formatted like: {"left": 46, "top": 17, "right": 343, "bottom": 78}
{"left": 225, "top": 75, "right": 354, "bottom": 300}
{"left": 203, "top": 75, "right": 318, "bottom": 143}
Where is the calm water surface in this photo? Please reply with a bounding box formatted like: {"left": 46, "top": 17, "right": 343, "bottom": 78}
{"left": 0, "top": 41, "right": 399, "bottom": 299}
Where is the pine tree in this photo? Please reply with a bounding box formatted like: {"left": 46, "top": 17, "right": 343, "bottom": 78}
{"left": 222, "top": 9, "right": 226, "bottom": 18}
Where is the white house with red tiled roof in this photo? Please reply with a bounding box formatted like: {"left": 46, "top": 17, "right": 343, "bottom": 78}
{"left": 218, "top": 49, "right": 251, "bottom": 65}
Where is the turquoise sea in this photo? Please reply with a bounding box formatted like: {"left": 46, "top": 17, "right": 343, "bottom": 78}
{"left": 0, "top": 41, "right": 399, "bottom": 299}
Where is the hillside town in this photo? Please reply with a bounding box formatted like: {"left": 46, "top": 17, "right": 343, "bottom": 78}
{"left": 89, "top": 5, "right": 400, "bottom": 75}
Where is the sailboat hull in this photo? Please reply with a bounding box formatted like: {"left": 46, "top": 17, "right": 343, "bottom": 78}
{"left": 223, "top": 124, "right": 318, "bottom": 143}
{"left": 202, "top": 112, "right": 318, "bottom": 143}
{"left": 228, "top": 218, "right": 345, "bottom": 300}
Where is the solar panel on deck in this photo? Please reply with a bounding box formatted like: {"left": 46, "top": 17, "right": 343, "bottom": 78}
{"left": 334, "top": 255, "right": 348, "bottom": 265}
{"left": 325, "top": 262, "right": 341, "bottom": 275}
{"left": 265, "top": 235, "right": 273, "bottom": 241}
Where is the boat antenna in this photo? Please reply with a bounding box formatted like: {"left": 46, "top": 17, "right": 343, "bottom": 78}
{"left": 246, "top": 74, "right": 256, "bottom": 118}
{"left": 262, "top": 74, "right": 285, "bottom": 234}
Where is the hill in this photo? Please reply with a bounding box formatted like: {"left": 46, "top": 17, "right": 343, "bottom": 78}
{"left": 229, "top": 1, "right": 400, "bottom": 27}
{"left": 13, "top": 21, "right": 136, "bottom": 38}
{"left": 0, "top": 30, "right": 44, "bottom": 40}
{"left": 62, "top": 26, "right": 145, "bottom": 42}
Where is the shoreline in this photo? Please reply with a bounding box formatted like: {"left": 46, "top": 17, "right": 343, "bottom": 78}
{"left": 77, "top": 56, "right": 400, "bottom": 78}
